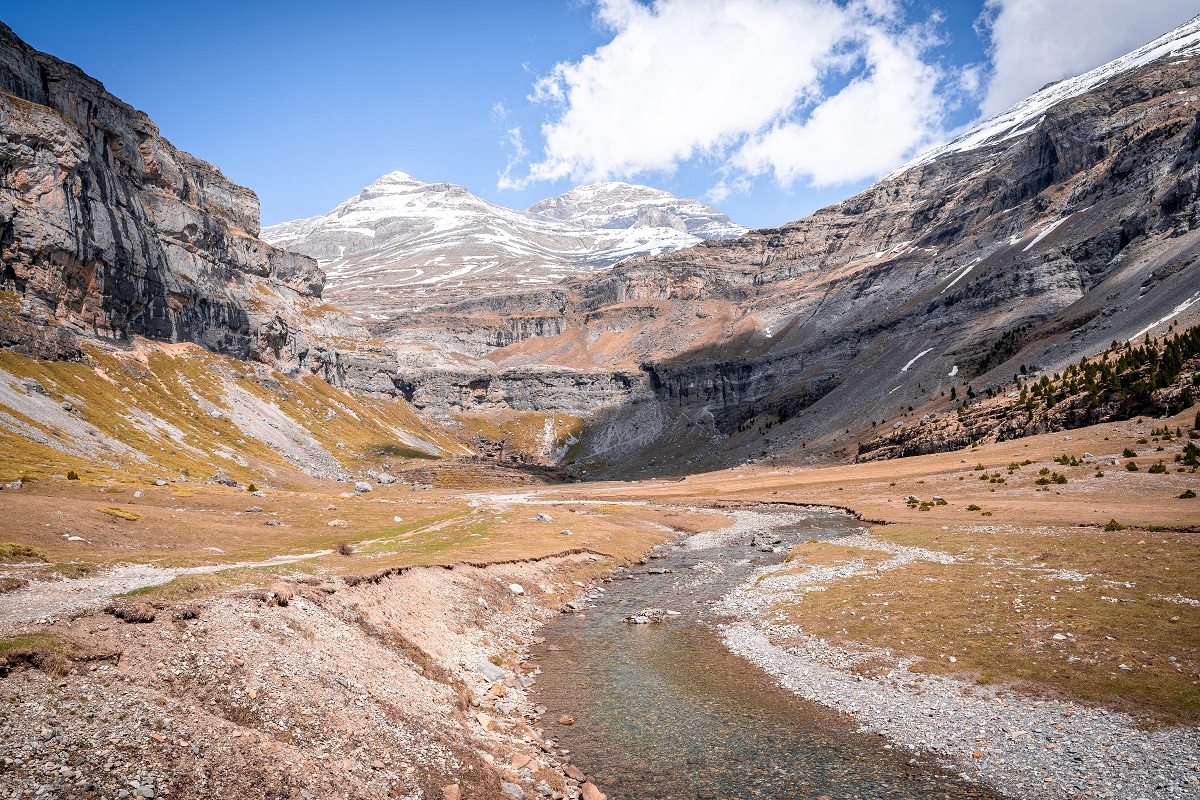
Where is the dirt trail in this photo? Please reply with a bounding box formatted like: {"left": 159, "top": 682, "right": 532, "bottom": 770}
{"left": 0, "top": 549, "right": 332, "bottom": 635}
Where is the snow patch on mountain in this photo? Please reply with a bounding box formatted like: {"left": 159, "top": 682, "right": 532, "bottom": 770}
{"left": 262, "top": 173, "right": 747, "bottom": 315}
{"left": 896, "top": 15, "right": 1200, "bottom": 174}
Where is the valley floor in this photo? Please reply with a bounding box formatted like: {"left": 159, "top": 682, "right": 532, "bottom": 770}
{"left": 0, "top": 411, "right": 1198, "bottom": 799}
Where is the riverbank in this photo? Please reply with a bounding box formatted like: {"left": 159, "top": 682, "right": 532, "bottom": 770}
{"left": 0, "top": 491, "right": 726, "bottom": 800}
{"left": 718, "top": 528, "right": 1200, "bottom": 799}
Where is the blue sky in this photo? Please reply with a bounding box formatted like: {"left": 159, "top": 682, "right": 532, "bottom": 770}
{"left": 3, "top": 1, "right": 1197, "bottom": 229}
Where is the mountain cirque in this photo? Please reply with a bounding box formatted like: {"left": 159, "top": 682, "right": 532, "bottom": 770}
{"left": 3, "top": 17, "right": 1200, "bottom": 479}
{"left": 362, "top": 18, "right": 1200, "bottom": 475}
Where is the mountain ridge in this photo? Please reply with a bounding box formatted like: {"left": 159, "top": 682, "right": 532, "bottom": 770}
{"left": 260, "top": 172, "right": 746, "bottom": 320}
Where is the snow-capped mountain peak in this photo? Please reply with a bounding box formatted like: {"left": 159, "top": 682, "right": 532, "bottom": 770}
{"left": 527, "top": 181, "right": 746, "bottom": 240}
{"left": 260, "top": 174, "right": 747, "bottom": 317}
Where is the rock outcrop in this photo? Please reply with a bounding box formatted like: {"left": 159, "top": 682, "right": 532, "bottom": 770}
{"left": 0, "top": 22, "right": 338, "bottom": 372}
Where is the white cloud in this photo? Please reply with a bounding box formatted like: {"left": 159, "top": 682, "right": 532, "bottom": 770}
{"left": 733, "top": 26, "right": 944, "bottom": 186}
{"left": 980, "top": 0, "right": 1199, "bottom": 116}
{"left": 505, "top": 0, "right": 949, "bottom": 193}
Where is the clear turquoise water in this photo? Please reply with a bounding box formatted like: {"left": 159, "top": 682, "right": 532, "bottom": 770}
{"left": 531, "top": 510, "right": 1005, "bottom": 800}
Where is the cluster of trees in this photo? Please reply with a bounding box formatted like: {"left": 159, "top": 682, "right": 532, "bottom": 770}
{"left": 1012, "top": 325, "right": 1199, "bottom": 415}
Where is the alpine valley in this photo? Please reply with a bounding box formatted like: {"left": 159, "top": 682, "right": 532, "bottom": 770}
{"left": 1, "top": 12, "right": 1199, "bottom": 800}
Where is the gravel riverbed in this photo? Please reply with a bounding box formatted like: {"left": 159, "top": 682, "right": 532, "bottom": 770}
{"left": 718, "top": 529, "right": 1200, "bottom": 800}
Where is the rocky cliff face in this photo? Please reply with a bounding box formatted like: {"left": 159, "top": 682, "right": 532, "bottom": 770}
{"left": 372, "top": 17, "right": 1200, "bottom": 475}
{"left": 0, "top": 23, "right": 340, "bottom": 372}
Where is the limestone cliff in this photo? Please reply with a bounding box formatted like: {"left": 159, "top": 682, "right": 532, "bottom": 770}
{"left": 0, "top": 22, "right": 337, "bottom": 371}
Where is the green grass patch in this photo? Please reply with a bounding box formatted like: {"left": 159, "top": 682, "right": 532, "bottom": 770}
{"left": 0, "top": 543, "right": 48, "bottom": 563}
{"left": 370, "top": 443, "right": 440, "bottom": 460}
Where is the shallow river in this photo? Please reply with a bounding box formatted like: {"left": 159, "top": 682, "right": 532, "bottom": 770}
{"left": 531, "top": 508, "right": 1005, "bottom": 800}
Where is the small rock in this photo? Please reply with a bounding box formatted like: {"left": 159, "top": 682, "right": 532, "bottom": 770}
{"left": 509, "top": 583, "right": 525, "bottom": 596}
{"left": 442, "top": 785, "right": 461, "bottom": 800}
{"left": 476, "top": 713, "right": 495, "bottom": 731}
{"left": 511, "top": 753, "right": 532, "bottom": 770}
{"left": 501, "top": 783, "right": 526, "bottom": 799}
{"left": 561, "top": 529, "right": 573, "bottom": 536}
{"left": 244, "top": 506, "right": 263, "bottom": 513}
{"left": 580, "top": 782, "right": 606, "bottom": 800}
{"left": 535, "top": 513, "right": 553, "bottom": 522}
{"left": 354, "top": 481, "right": 373, "bottom": 493}
{"left": 557, "top": 715, "right": 575, "bottom": 726}
{"left": 154, "top": 479, "right": 167, "bottom": 486}
{"left": 564, "top": 765, "right": 586, "bottom": 782}
{"left": 327, "top": 519, "right": 349, "bottom": 528}
{"left": 477, "top": 660, "right": 506, "bottom": 682}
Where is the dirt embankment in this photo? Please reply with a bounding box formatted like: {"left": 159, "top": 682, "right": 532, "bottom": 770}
{"left": 0, "top": 553, "right": 611, "bottom": 800}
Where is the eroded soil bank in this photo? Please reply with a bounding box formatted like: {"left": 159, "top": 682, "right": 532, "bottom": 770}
{"left": 0, "top": 547, "right": 620, "bottom": 800}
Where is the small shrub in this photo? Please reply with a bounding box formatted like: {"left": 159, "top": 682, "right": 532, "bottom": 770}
{"left": 1180, "top": 489, "right": 1197, "bottom": 499}
{"left": 336, "top": 541, "right": 355, "bottom": 556}
{"left": 247, "top": 483, "right": 257, "bottom": 493}
{"left": 0, "top": 576, "right": 29, "bottom": 594}
{"left": 1122, "top": 448, "right": 1137, "bottom": 458}
{"left": 974, "top": 464, "right": 985, "bottom": 471}
{"left": 268, "top": 583, "right": 293, "bottom": 607}
{"left": 99, "top": 507, "right": 140, "bottom": 520}
{"left": 1094, "top": 471, "right": 1105, "bottom": 478}
{"left": 171, "top": 603, "right": 202, "bottom": 620}
{"left": 1126, "top": 461, "right": 1139, "bottom": 472}
{"left": 107, "top": 601, "right": 156, "bottom": 623}
{"left": 0, "top": 543, "right": 48, "bottom": 563}
{"left": 966, "top": 504, "right": 982, "bottom": 511}
{"left": 65, "top": 470, "right": 79, "bottom": 481}
{"left": 1104, "top": 519, "right": 1125, "bottom": 532}
{"left": 1148, "top": 462, "right": 1167, "bottom": 474}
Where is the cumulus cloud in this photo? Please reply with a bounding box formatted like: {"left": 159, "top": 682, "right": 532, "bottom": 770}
{"left": 980, "top": 0, "right": 1199, "bottom": 116}
{"left": 505, "top": 0, "right": 950, "bottom": 192}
